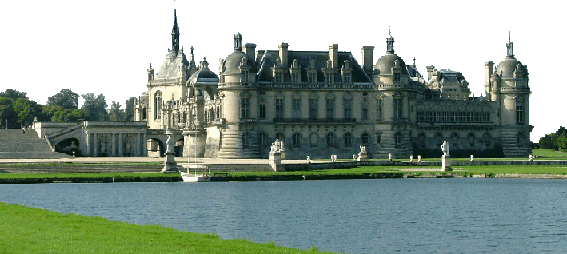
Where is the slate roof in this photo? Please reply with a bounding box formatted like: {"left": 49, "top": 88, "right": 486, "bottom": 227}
{"left": 254, "top": 50, "right": 372, "bottom": 84}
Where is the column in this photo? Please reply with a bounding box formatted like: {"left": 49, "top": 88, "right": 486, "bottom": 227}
{"left": 136, "top": 133, "right": 141, "bottom": 157}
{"left": 118, "top": 133, "right": 123, "bottom": 157}
{"left": 93, "top": 132, "right": 98, "bottom": 157}
{"left": 142, "top": 133, "right": 147, "bottom": 157}
{"left": 86, "top": 133, "right": 91, "bottom": 157}
{"left": 111, "top": 133, "right": 116, "bottom": 157}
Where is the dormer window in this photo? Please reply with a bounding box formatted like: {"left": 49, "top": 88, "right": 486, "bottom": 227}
{"left": 308, "top": 71, "right": 317, "bottom": 83}
{"left": 394, "top": 73, "right": 401, "bottom": 82}
{"left": 241, "top": 70, "right": 249, "bottom": 83}
{"left": 275, "top": 72, "right": 283, "bottom": 83}
{"left": 325, "top": 73, "right": 334, "bottom": 84}
{"left": 343, "top": 73, "right": 351, "bottom": 84}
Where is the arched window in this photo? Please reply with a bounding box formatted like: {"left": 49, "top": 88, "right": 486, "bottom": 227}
{"left": 309, "top": 133, "right": 318, "bottom": 148}
{"left": 376, "top": 132, "right": 382, "bottom": 144}
{"left": 344, "top": 132, "right": 352, "bottom": 147}
{"left": 361, "top": 133, "right": 369, "bottom": 145}
{"left": 483, "top": 133, "right": 492, "bottom": 147}
{"left": 242, "top": 132, "right": 249, "bottom": 148}
{"left": 435, "top": 132, "right": 443, "bottom": 147}
{"left": 154, "top": 91, "right": 162, "bottom": 120}
{"left": 326, "top": 132, "right": 336, "bottom": 148}
{"left": 292, "top": 133, "right": 302, "bottom": 148}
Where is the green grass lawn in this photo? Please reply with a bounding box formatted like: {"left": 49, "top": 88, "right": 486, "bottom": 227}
{"left": 0, "top": 202, "right": 331, "bottom": 253}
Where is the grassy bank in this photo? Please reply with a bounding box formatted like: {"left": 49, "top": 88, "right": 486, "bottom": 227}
{"left": 0, "top": 203, "right": 330, "bottom": 253}
{"left": 0, "top": 172, "right": 181, "bottom": 184}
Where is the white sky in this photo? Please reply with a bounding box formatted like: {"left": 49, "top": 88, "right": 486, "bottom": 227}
{"left": 0, "top": 0, "right": 563, "bottom": 142}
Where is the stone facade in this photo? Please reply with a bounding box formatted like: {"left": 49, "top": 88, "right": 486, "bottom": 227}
{"left": 135, "top": 10, "right": 532, "bottom": 159}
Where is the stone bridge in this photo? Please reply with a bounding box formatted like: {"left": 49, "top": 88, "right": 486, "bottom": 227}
{"left": 32, "top": 121, "right": 180, "bottom": 157}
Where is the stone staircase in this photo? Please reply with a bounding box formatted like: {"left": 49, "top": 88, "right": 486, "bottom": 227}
{"left": 0, "top": 129, "right": 71, "bottom": 159}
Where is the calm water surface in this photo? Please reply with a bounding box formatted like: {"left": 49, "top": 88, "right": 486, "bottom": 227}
{"left": 1, "top": 178, "right": 567, "bottom": 253}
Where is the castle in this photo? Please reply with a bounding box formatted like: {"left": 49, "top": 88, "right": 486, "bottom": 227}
{"left": 134, "top": 10, "right": 532, "bottom": 159}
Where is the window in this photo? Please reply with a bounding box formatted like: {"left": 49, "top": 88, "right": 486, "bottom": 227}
{"left": 259, "top": 103, "right": 266, "bottom": 119}
{"left": 376, "top": 132, "right": 382, "bottom": 144}
{"left": 361, "top": 133, "right": 369, "bottom": 145}
{"left": 395, "top": 132, "right": 403, "bottom": 148}
{"left": 292, "top": 133, "right": 301, "bottom": 148}
{"left": 516, "top": 102, "right": 524, "bottom": 124}
{"left": 394, "top": 73, "right": 401, "bottom": 82}
{"left": 326, "top": 133, "right": 336, "bottom": 148}
{"left": 394, "top": 98, "right": 402, "bottom": 119}
{"left": 344, "top": 133, "right": 352, "bottom": 147}
{"left": 241, "top": 70, "right": 249, "bottom": 83}
{"left": 343, "top": 73, "right": 351, "bottom": 84}
{"left": 377, "top": 98, "right": 383, "bottom": 121}
{"left": 240, "top": 98, "right": 250, "bottom": 119}
{"left": 309, "top": 98, "right": 318, "bottom": 119}
{"left": 275, "top": 72, "right": 283, "bottom": 83}
{"left": 275, "top": 98, "right": 284, "bottom": 119}
{"left": 308, "top": 72, "right": 317, "bottom": 83}
{"left": 276, "top": 133, "right": 285, "bottom": 143}
{"left": 343, "top": 99, "right": 352, "bottom": 119}
{"left": 362, "top": 101, "right": 368, "bottom": 120}
{"left": 468, "top": 133, "right": 475, "bottom": 147}
{"left": 326, "top": 98, "right": 334, "bottom": 119}
{"left": 292, "top": 72, "right": 301, "bottom": 83}
{"left": 292, "top": 98, "right": 301, "bottom": 118}
{"left": 258, "top": 132, "right": 267, "bottom": 146}
{"left": 325, "top": 73, "right": 333, "bottom": 84}
{"left": 310, "top": 133, "right": 318, "bottom": 148}
{"left": 154, "top": 91, "right": 162, "bottom": 120}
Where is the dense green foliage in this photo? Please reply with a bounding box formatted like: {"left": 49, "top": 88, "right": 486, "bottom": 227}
{"left": 0, "top": 88, "right": 138, "bottom": 127}
{"left": 81, "top": 93, "right": 108, "bottom": 121}
{"left": 46, "top": 89, "right": 79, "bottom": 109}
{"left": 0, "top": 203, "right": 330, "bottom": 253}
{"left": 539, "top": 126, "right": 567, "bottom": 152}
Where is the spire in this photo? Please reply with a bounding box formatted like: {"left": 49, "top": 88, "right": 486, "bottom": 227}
{"left": 171, "top": 9, "right": 180, "bottom": 58}
{"left": 386, "top": 27, "right": 394, "bottom": 54}
{"left": 506, "top": 31, "right": 514, "bottom": 57}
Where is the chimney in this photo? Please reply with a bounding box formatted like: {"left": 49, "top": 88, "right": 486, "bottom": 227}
{"left": 244, "top": 43, "right": 257, "bottom": 64}
{"left": 329, "top": 44, "right": 338, "bottom": 69}
{"left": 279, "top": 43, "right": 289, "bottom": 66}
{"left": 361, "top": 46, "right": 374, "bottom": 73}
{"left": 426, "top": 65, "right": 435, "bottom": 81}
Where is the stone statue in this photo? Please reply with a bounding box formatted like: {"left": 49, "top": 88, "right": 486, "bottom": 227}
{"left": 166, "top": 135, "right": 174, "bottom": 154}
{"left": 441, "top": 141, "right": 450, "bottom": 157}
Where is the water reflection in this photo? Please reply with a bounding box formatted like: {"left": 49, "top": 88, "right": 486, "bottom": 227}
{"left": 1, "top": 179, "right": 567, "bottom": 253}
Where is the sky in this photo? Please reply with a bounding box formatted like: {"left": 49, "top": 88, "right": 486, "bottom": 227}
{"left": 0, "top": 0, "right": 563, "bottom": 142}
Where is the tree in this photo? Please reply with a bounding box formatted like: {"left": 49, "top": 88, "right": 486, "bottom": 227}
{"left": 0, "top": 97, "right": 17, "bottom": 129}
{"left": 0, "top": 89, "right": 27, "bottom": 100}
{"left": 52, "top": 108, "right": 86, "bottom": 122}
{"left": 539, "top": 126, "right": 567, "bottom": 151}
{"left": 124, "top": 97, "right": 136, "bottom": 121}
{"left": 47, "top": 89, "right": 79, "bottom": 109}
{"left": 13, "top": 98, "right": 42, "bottom": 127}
{"left": 109, "top": 101, "right": 124, "bottom": 121}
{"left": 81, "top": 93, "right": 108, "bottom": 121}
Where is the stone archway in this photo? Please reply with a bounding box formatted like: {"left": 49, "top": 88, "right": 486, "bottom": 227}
{"left": 148, "top": 138, "right": 165, "bottom": 157}
{"left": 55, "top": 138, "right": 80, "bottom": 156}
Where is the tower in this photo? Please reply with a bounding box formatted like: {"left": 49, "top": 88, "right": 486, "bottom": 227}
{"left": 493, "top": 35, "right": 532, "bottom": 157}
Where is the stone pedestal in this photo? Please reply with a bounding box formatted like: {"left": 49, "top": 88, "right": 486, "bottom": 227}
{"left": 269, "top": 151, "right": 284, "bottom": 172}
{"left": 357, "top": 152, "right": 368, "bottom": 161}
{"left": 442, "top": 155, "right": 452, "bottom": 171}
{"left": 162, "top": 152, "right": 179, "bottom": 172}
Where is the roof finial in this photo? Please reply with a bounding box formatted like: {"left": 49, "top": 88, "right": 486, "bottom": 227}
{"left": 413, "top": 57, "right": 416, "bottom": 67}
{"left": 389, "top": 26, "right": 391, "bottom": 37}
{"left": 506, "top": 31, "right": 514, "bottom": 57}
{"left": 386, "top": 27, "right": 395, "bottom": 54}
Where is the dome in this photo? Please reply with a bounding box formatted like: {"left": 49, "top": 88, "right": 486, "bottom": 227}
{"left": 374, "top": 53, "right": 408, "bottom": 75}
{"left": 188, "top": 57, "right": 219, "bottom": 84}
{"left": 223, "top": 50, "right": 246, "bottom": 75}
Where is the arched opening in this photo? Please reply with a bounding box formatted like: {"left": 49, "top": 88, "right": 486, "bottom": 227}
{"left": 175, "top": 138, "right": 184, "bottom": 157}
{"left": 326, "top": 132, "right": 336, "bottom": 148}
{"left": 344, "top": 132, "right": 352, "bottom": 148}
{"left": 148, "top": 138, "right": 165, "bottom": 157}
{"left": 292, "top": 133, "right": 302, "bottom": 148}
{"left": 55, "top": 138, "right": 80, "bottom": 156}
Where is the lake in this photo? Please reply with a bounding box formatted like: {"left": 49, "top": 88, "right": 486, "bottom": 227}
{"left": 1, "top": 178, "right": 567, "bottom": 253}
